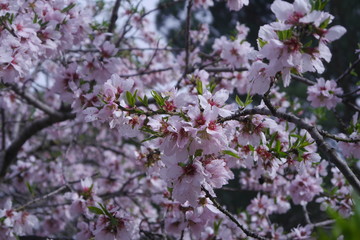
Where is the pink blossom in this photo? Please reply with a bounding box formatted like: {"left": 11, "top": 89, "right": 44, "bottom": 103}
{"left": 246, "top": 194, "right": 276, "bottom": 215}
{"left": 307, "top": 78, "right": 343, "bottom": 109}
{"left": 204, "top": 159, "right": 234, "bottom": 188}
{"left": 289, "top": 173, "right": 323, "bottom": 205}
{"left": 227, "top": 0, "right": 249, "bottom": 11}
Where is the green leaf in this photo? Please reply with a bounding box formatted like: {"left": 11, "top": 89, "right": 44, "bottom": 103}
{"left": 244, "top": 93, "right": 253, "bottom": 106}
{"left": 97, "top": 203, "right": 113, "bottom": 219}
{"left": 137, "top": 95, "right": 148, "bottom": 107}
{"left": 258, "top": 38, "right": 268, "bottom": 48}
{"left": 311, "top": 0, "right": 329, "bottom": 11}
{"left": 196, "top": 80, "right": 203, "bottom": 95}
{"left": 88, "top": 206, "right": 104, "bottom": 215}
{"left": 141, "top": 135, "right": 159, "bottom": 143}
{"left": 303, "top": 40, "right": 313, "bottom": 48}
{"left": 275, "top": 140, "right": 281, "bottom": 153}
{"left": 26, "top": 182, "right": 35, "bottom": 196}
{"left": 213, "top": 219, "right": 223, "bottom": 235}
{"left": 194, "top": 149, "right": 203, "bottom": 157}
{"left": 235, "top": 95, "right": 244, "bottom": 107}
{"left": 61, "top": 3, "right": 76, "bottom": 13}
{"left": 350, "top": 69, "right": 358, "bottom": 77}
{"left": 222, "top": 150, "right": 240, "bottom": 159}
{"left": 277, "top": 29, "right": 292, "bottom": 41}
{"left": 319, "top": 17, "right": 331, "bottom": 29}
{"left": 208, "top": 81, "right": 217, "bottom": 93}
{"left": 248, "top": 145, "right": 255, "bottom": 151}
{"left": 126, "top": 91, "right": 135, "bottom": 107}
{"left": 151, "top": 91, "right": 165, "bottom": 107}
{"left": 140, "top": 126, "right": 160, "bottom": 136}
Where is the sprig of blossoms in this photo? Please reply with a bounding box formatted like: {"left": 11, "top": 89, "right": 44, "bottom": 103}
{"left": 307, "top": 78, "right": 343, "bottom": 109}
{"left": 248, "top": 0, "right": 346, "bottom": 94}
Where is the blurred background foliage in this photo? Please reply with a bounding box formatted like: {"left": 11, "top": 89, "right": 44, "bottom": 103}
{"left": 154, "top": 0, "right": 360, "bottom": 234}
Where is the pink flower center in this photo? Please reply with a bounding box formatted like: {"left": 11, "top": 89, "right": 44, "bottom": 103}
{"left": 208, "top": 121, "right": 217, "bottom": 130}
{"left": 182, "top": 164, "right": 196, "bottom": 176}
{"left": 195, "top": 114, "right": 206, "bottom": 126}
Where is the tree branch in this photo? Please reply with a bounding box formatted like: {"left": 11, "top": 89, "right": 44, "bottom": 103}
{"left": 319, "top": 129, "right": 360, "bottom": 143}
{"left": 184, "top": 0, "right": 193, "bottom": 75}
{"left": 9, "top": 84, "right": 64, "bottom": 118}
{"left": 107, "top": 0, "right": 122, "bottom": 34}
{"left": 0, "top": 112, "right": 75, "bottom": 178}
{"left": 1, "top": 108, "right": 5, "bottom": 150}
{"left": 19, "top": 236, "right": 72, "bottom": 240}
{"left": 16, "top": 185, "right": 69, "bottom": 212}
{"left": 203, "top": 187, "right": 270, "bottom": 240}
{"left": 336, "top": 57, "right": 360, "bottom": 82}
{"left": 291, "top": 74, "right": 315, "bottom": 86}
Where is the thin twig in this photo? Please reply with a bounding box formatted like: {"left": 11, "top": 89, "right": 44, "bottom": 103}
{"left": 291, "top": 74, "right": 315, "bottom": 86}
{"left": 263, "top": 85, "right": 277, "bottom": 116}
{"left": 200, "top": 67, "right": 248, "bottom": 73}
{"left": 16, "top": 185, "right": 69, "bottom": 211}
{"left": 336, "top": 58, "right": 360, "bottom": 82}
{"left": 119, "top": 67, "right": 174, "bottom": 77}
{"left": 203, "top": 187, "right": 270, "bottom": 240}
{"left": 302, "top": 204, "right": 312, "bottom": 225}
{"left": 340, "top": 87, "right": 360, "bottom": 98}
{"left": 319, "top": 129, "right": 360, "bottom": 143}
{"left": 286, "top": 220, "right": 335, "bottom": 239}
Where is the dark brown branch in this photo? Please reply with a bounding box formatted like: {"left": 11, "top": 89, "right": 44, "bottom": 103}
{"left": 107, "top": 0, "right": 122, "bottom": 34}
{"left": 200, "top": 67, "right": 248, "bottom": 73}
{"left": 319, "top": 129, "right": 360, "bottom": 143}
{"left": 1, "top": 108, "right": 5, "bottom": 150}
{"left": 19, "top": 236, "right": 72, "bottom": 240}
{"left": 184, "top": 0, "right": 193, "bottom": 75}
{"left": 340, "top": 87, "right": 360, "bottom": 98}
{"left": 263, "top": 84, "right": 277, "bottom": 116}
{"left": 9, "top": 84, "right": 64, "bottom": 117}
{"left": 115, "top": 1, "right": 142, "bottom": 47}
{"left": 118, "top": 67, "right": 173, "bottom": 77}
{"left": 203, "top": 187, "right": 270, "bottom": 240}
{"left": 220, "top": 108, "right": 360, "bottom": 194}
{"left": 0, "top": 112, "right": 75, "bottom": 178}
{"left": 291, "top": 74, "right": 315, "bottom": 86}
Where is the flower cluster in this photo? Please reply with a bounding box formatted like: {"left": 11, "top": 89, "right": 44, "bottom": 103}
{"left": 307, "top": 78, "right": 343, "bottom": 109}
{"left": 0, "top": 0, "right": 89, "bottom": 84}
{"left": 248, "top": 0, "right": 346, "bottom": 94}
{"left": 0, "top": 200, "right": 39, "bottom": 239}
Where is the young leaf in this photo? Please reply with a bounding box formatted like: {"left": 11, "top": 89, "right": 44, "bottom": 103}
{"left": 222, "top": 150, "right": 240, "bottom": 159}
{"left": 151, "top": 91, "right": 165, "bottom": 106}
{"left": 126, "top": 91, "right": 135, "bottom": 107}
{"left": 235, "top": 95, "right": 244, "bottom": 107}
{"left": 196, "top": 80, "right": 203, "bottom": 95}
{"left": 88, "top": 206, "right": 104, "bottom": 215}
